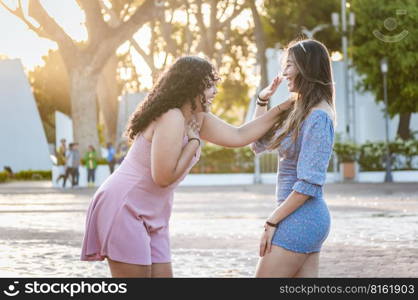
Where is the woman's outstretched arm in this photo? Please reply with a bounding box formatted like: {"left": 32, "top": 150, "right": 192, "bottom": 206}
{"left": 199, "top": 76, "right": 291, "bottom": 148}
{"left": 199, "top": 103, "right": 287, "bottom": 147}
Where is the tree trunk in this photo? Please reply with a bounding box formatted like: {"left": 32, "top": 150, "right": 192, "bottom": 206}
{"left": 69, "top": 67, "right": 101, "bottom": 156}
{"left": 250, "top": 0, "right": 268, "bottom": 90}
{"left": 97, "top": 55, "right": 119, "bottom": 145}
{"left": 397, "top": 112, "right": 411, "bottom": 140}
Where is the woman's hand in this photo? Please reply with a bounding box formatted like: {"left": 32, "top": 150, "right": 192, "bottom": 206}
{"left": 259, "top": 223, "right": 277, "bottom": 257}
{"left": 258, "top": 75, "right": 283, "bottom": 101}
{"left": 187, "top": 117, "right": 200, "bottom": 140}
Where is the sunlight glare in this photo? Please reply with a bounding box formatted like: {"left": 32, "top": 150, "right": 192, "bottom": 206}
{"left": 331, "top": 51, "right": 343, "bottom": 61}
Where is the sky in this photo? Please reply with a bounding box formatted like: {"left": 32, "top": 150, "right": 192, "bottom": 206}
{"left": 0, "top": 0, "right": 87, "bottom": 69}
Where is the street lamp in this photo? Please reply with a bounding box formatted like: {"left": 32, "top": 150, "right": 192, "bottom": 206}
{"left": 348, "top": 12, "right": 356, "bottom": 145}
{"left": 380, "top": 58, "right": 393, "bottom": 182}
{"left": 331, "top": 1, "right": 355, "bottom": 143}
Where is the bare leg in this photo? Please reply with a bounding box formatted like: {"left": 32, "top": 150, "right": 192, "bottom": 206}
{"left": 255, "top": 245, "right": 308, "bottom": 278}
{"left": 151, "top": 263, "right": 173, "bottom": 278}
{"left": 294, "top": 252, "right": 320, "bottom": 278}
{"left": 107, "top": 257, "right": 151, "bottom": 278}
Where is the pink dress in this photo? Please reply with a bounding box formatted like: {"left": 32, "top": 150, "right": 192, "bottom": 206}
{"left": 80, "top": 134, "right": 200, "bottom": 265}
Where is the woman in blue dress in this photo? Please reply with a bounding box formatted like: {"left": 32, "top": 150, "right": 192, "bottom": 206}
{"left": 252, "top": 39, "right": 336, "bottom": 277}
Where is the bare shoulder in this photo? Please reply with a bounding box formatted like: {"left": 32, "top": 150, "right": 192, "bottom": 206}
{"left": 152, "top": 109, "right": 186, "bottom": 140}
{"left": 157, "top": 108, "right": 185, "bottom": 126}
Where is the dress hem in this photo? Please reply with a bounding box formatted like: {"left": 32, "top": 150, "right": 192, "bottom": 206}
{"left": 271, "top": 242, "right": 321, "bottom": 254}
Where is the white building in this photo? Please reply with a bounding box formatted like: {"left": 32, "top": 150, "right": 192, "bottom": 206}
{"left": 116, "top": 92, "right": 146, "bottom": 142}
{"left": 55, "top": 111, "right": 73, "bottom": 149}
{"left": 0, "top": 59, "right": 52, "bottom": 172}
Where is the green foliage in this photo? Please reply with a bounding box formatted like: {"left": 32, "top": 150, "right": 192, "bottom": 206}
{"left": 191, "top": 139, "right": 418, "bottom": 174}
{"left": 14, "top": 170, "right": 52, "bottom": 180}
{"left": 211, "top": 78, "right": 250, "bottom": 125}
{"left": 390, "top": 137, "right": 418, "bottom": 170}
{"left": 333, "top": 142, "right": 359, "bottom": 163}
{"left": 97, "top": 123, "right": 106, "bottom": 147}
{"left": 0, "top": 172, "right": 8, "bottom": 183}
{"left": 29, "top": 50, "right": 71, "bottom": 144}
{"left": 0, "top": 170, "right": 52, "bottom": 183}
{"left": 358, "top": 141, "right": 387, "bottom": 171}
{"left": 262, "top": 0, "right": 341, "bottom": 51}
{"left": 81, "top": 158, "right": 110, "bottom": 166}
{"left": 351, "top": 0, "right": 418, "bottom": 116}
{"left": 190, "top": 143, "right": 255, "bottom": 173}
{"left": 354, "top": 138, "right": 418, "bottom": 171}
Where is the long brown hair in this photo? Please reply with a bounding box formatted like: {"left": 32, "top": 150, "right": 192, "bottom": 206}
{"left": 125, "top": 56, "right": 219, "bottom": 142}
{"left": 266, "top": 39, "right": 335, "bottom": 150}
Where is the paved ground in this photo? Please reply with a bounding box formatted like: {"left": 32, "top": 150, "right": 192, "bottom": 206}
{"left": 0, "top": 181, "right": 417, "bottom": 277}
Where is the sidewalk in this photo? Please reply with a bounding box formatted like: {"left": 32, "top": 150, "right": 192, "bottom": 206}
{"left": 0, "top": 181, "right": 417, "bottom": 277}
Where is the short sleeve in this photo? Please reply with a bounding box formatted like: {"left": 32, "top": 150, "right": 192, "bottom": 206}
{"left": 292, "top": 111, "right": 334, "bottom": 198}
{"left": 251, "top": 127, "right": 282, "bottom": 154}
{"left": 251, "top": 136, "right": 270, "bottom": 154}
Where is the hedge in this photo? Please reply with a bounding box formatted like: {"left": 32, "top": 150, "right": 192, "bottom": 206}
{"left": 190, "top": 144, "right": 255, "bottom": 173}
{"left": 0, "top": 170, "right": 52, "bottom": 183}
{"left": 334, "top": 138, "right": 418, "bottom": 171}
{"left": 3, "top": 138, "right": 416, "bottom": 182}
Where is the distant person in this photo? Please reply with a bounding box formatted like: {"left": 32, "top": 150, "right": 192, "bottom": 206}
{"left": 84, "top": 145, "right": 98, "bottom": 187}
{"left": 106, "top": 142, "right": 116, "bottom": 174}
{"left": 55, "top": 139, "right": 67, "bottom": 184}
{"left": 63, "top": 143, "right": 81, "bottom": 188}
{"left": 72, "top": 143, "right": 81, "bottom": 186}
{"left": 116, "top": 141, "right": 129, "bottom": 164}
{"left": 62, "top": 143, "right": 74, "bottom": 188}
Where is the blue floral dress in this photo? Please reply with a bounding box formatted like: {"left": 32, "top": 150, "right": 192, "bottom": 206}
{"left": 253, "top": 109, "right": 335, "bottom": 253}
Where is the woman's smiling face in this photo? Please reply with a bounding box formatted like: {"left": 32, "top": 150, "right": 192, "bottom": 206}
{"left": 282, "top": 53, "right": 299, "bottom": 93}
{"left": 202, "top": 81, "right": 217, "bottom": 110}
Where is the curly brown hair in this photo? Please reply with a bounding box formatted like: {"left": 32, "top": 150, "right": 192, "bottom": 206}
{"left": 125, "top": 56, "right": 219, "bottom": 142}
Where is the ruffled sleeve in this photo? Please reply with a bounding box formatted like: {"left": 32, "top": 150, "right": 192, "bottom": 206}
{"left": 292, "top": 110, "right": 334, "bottom": 198}
{"left": 251, "top": 136, "right": 270, "bottom": 154}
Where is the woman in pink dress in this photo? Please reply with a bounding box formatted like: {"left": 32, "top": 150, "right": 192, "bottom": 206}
{"left": 80, "top": 56, "right": 292, "bottom": 277}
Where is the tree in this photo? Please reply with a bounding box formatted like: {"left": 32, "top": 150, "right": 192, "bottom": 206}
{"left": 129, "top": 0, "right": 255, "bottom": 124}
{"left": 262, "top": 0, "right": 341, "bottom": 51}
{"left": 0, "top": 0, "right": 157, "bottom": 154}
{"left": 29, "top": 48, "right": 138, "bottom": 145}
{"left": 97, "top": 55, "right": 119, "bottom": 145}
{"left": 249, "top": 0, "right": 268, "bottom": 90}
{"left": 29, "top": 49, "right": 71, "bottom": 144}
{"left": 211, "top": 78, "right": 250, "bottom": 124}
{"left": 97, "top": 49, "right": 142, "bottom": 144}
{"left": 351, "top": 0, "right": 418, "bottom": 139}
{"left": 128, "top": 0, "right": 250, "bottom": 85}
